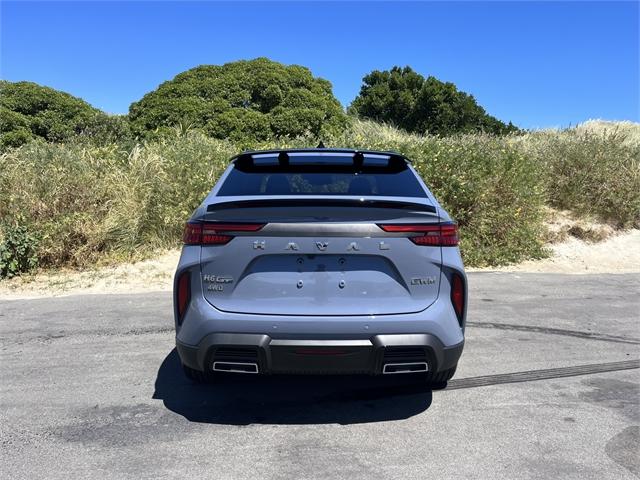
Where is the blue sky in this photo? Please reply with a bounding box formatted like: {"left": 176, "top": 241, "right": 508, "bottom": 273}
{"left": 1, "top": 1, "right": 638, "bottom": 129}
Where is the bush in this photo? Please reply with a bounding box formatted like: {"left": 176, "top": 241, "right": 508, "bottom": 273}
{"left": 0, "top": 127, "right": 33, "bottom": 149}
{"left": 0, "top": 134, "right": 235, "bottom": 267}
{"left": 325, "top": 121, "right": 547, "bottom": 266}
{"left": 516, "top": 125, "right": 640, "bottom": 227}
{"left": 349, "top": 66, "right": 518, "bottom": 136}
{"left": 0, "top": 81, "right": 105, "bottom": 148}
{"left": 0, "top": 222, "right": 39, "bottom": 278}
{"left": 77, "top": 114, "right": 133, "bottom": 146}
{"left": 129, "top": 58, "right": 348, "bottom": 142}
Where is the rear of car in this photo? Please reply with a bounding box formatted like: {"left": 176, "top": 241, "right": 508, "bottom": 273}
{"left": 174, "top": 149, "right": 466, "bottom": 385}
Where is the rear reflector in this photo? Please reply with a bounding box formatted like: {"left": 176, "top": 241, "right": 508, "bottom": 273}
{"left": 183, "top": 222, "right": 265, "bottom": 245}
{"left": 378, "top": 222, "right": 459, "bottom": 246}
{"left": 176, "top": 271, "right": 190, "bottom": 324}
{"left": 451, "top": 273, "right": 465, "bottom": 325}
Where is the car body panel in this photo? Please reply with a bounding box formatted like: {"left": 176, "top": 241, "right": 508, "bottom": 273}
{"left": 173, "top": 148, "right": 466, "bottom": 376}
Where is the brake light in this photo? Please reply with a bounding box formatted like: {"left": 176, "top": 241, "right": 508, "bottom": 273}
{"left": 378, "top": 222, "right": 459, "bottom": 246}
{"left": 451, "top": 273, "right": 465, "bottom": 325}
{"left": 182, "top": 222, "right": 265, "bottom": 245}
{"left": 176, "top": 271, "right": 190, "bottom": 324}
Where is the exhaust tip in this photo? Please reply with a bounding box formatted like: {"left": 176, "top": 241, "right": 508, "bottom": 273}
{"left": 212, "top": 361, "right": 259, "bottom": 374}
{"left": 383, "top": 362, "right": 428, "bottom": 374}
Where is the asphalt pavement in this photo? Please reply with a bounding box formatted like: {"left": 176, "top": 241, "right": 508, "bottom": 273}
{"left": 1, "top": 272, "right": 639, "bottom": 479}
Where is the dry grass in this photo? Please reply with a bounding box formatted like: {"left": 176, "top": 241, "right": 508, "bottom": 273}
{"left": 513, "top": 121, "right": 640, "bottom": 227}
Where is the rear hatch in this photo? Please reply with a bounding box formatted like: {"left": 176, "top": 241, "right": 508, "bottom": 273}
{"left": 198, "top": 152, "right": 444, "bottom": 316}
{"left": 199, "top": 199, "right": 444, "bottom": 316}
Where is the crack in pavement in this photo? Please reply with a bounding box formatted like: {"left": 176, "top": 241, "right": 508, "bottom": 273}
{"left": 466, "top": 321, "right": 640, "bottom": 345}
{"left": 445, "top": 359, "right": 640, "bottom": 390}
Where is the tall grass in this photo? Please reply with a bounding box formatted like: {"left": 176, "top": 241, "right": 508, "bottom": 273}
{"left": 0, "top": 137, "right": 235, "bottom": 267}
{"left": 515, "top": 123, "right": 640, "bottom": 227}
{"left": 0, "top": 119, "right": 638, "bottom": 272}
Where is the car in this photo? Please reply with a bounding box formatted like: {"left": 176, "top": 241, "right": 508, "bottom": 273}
{"left": 173, "top": 148, "right": 466, "bottom": 386}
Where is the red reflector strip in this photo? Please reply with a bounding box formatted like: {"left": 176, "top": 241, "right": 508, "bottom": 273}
{"left": 177, "top": 271, "right": 190, "bottom": 322}
{"left": 378, "top": 222, "right": 459, "bottom": 246}
{"left": 451, "top": 273, "right": 465, "bottom": 322}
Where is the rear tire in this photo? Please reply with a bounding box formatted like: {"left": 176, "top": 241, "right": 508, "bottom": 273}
{"left": 427, "top": 364, "right": 457, "bottom": 389}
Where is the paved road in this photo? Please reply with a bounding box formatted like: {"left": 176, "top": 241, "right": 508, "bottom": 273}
{"left": 1, "top": 273, "right": 639, "bottom": 479}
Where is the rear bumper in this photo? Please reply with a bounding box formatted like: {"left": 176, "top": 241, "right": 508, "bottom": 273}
{"left": 177, "top": 333, "right": 464, "bottom": 375}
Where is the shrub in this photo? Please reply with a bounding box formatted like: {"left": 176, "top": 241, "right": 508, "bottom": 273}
{"left": 129, "top": 58, "right": 348, "bottom": 142}
{"left": 77, "top": 113, "right": 133, "bottom": 146}
{"left": 349, "top": 66, "right": 518, "bottom": 136}
{"left": 0, "top": 221, "right": 39, "bottom": 278}
{"left": 0, "top": 134, "right": 235, "bottom": 267}
{"left": 324, "top": 121, "right": 547, "bottom": 266}
{"left": 0, "top": 127, "right": 33, "bottom": 149}
{"left": 0, "top": 81, "right": 104, "bottom": 148}
{"left": 516, "top": 125, "right": 640, "bottom": 227}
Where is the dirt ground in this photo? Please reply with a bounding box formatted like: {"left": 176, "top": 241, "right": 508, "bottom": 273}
{"left": 471, "top": 229, "right": 640, "bottom": 274}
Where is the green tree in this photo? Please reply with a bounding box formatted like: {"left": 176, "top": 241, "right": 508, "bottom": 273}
{"left": 349, "top": 66, "right": 518, "bottom": 135}
{"left": 128, "top": 58, "right": 348, "bottom": 141}
{"left": 0, "top": 81, "right": 129, "bottom": 149}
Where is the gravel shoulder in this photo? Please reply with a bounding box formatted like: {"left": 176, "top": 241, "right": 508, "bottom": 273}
{"left": 1, "top": 229, "right": 638, "bottom": 300}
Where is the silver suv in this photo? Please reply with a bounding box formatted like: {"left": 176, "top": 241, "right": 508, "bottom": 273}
{"left": 173, "top": 148, "right": 466, "bottom": 386}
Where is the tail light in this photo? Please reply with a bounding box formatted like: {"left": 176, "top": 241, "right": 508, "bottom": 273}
{"left": 182, "top": 222, "right": 265, "bottom": 245}
{"left": 378, "top": 222, "right": 459, "bottom": 246}
{"left": 451, "top": 273, "right": 465, "bottom": 325}
{"left": 176, "top": 271, "right": 191, "bottom": 325}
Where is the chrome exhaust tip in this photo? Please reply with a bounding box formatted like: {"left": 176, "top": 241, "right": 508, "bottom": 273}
{"left": 382, "top": 362, "right": 428, "bottom": 374}
{"left": 212, "top": 361, "right": 259, "bottom": 374}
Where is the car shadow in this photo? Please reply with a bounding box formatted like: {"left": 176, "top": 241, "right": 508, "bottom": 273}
{"left": 153, "top": 348, "right": 433, "bottom": 425}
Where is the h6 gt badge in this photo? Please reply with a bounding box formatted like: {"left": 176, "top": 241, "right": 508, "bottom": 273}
{"left": 203, "top": 274, "right": 233, "bottom": 292}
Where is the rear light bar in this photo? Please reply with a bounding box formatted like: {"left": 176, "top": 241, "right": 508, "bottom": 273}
{"left": 183, "top": 222, "right": 265, "bottom": 245}
{"left": 378, "top": 222, "right": 459, "bottom": 246}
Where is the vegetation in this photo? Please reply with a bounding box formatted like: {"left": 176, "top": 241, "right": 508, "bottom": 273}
{"left": 0, "top": 65, "right": 638, "bottom": 278}
{"left": 2, "top": 118, "right": 637, "bottom": 277}
{"left": 0, "top": 221, "right": 39, "bottom": 278}
{"left": 128, "top": 58, "right": 348, "bottom": 142}
{"left": 0, "top": 135, "right": 235, "bottom": 270}
{"left": 331, "top": 121, "right": 547, "bottom": 265}
{"left": 349, "top": 66, "right": 518, "bottom": 136}
{"left": 516, "top": 125, "right": 640, "bottom": 228}
{"left": 0, "top": 81, "right": 130, "bottom": 149}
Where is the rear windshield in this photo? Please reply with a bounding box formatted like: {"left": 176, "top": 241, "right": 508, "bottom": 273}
{"left": 218, "top": 157, "right": 427, "bottom": 198}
